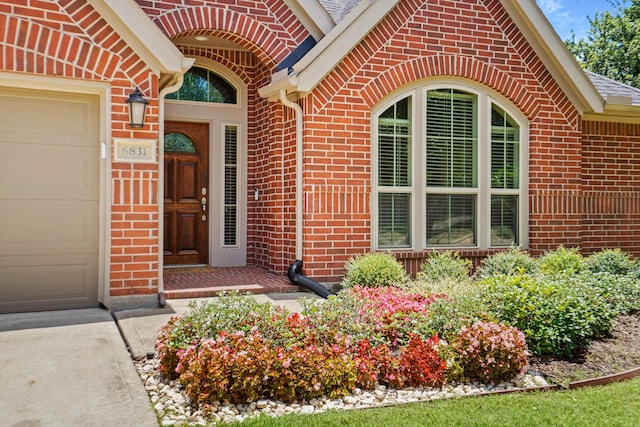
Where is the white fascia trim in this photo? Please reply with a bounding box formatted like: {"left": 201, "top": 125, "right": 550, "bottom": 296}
{"left": 500, "top": 0, "right": 603, "bottom": 114}
{"left": 584, "top": 104, "right": 640, "bottom": 123}
{"left": 89, "top": 0, "right": 188, "bottom": 76}
{"left": 283, "top": 0, "right": 334, "bottom": 40}
{"left": 293, "top": 0, "right": 400, "bottom": 94}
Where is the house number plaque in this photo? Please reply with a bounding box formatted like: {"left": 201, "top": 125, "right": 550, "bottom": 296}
{"left": 114, "top": 138, "right": 156, "bottom": 163}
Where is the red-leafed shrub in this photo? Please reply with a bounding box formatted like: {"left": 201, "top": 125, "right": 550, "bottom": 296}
{"left": 353, "top": 335, "right": 446, "bottom": 390}
{"left": 302, "top": 286, "right": 445, "bottom": 349}
{"left": 453, "top": 321, "right": 529, "bottom": 384}
{"left": 177, "top": 327, "right": 358, "bottom": 405}
{"left": 352, "top": 339, "right": 396, "bottom": 390}
{"left": 397, "top": 335, "right": 447, "bottom": 388}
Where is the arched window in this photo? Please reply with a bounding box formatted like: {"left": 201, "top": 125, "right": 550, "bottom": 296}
{"left": 373, "top": 81, "right": 528, "bottom": 250}
{"left": 164, "top": 132, "right": 196, "bottom": 153}
{"left": 166, "top": 67, "right": 237, "bottom": 104}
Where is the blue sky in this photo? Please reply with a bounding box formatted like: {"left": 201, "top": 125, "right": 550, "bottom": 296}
{"left": 536, "top": 0, "right": 619, "bottom": 41}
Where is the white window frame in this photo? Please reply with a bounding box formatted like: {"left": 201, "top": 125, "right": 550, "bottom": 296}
{"left": 221, "top": 122, "right": 240, "bottom": 249}
{"left": 372, "top": 78, "right": 529, "bottom": 251}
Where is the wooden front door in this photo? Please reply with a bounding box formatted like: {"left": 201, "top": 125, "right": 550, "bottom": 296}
{"left": 163, "top": 121, "right": 209, "bottom": 265}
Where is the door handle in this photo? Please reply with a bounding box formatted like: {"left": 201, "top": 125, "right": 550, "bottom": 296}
{"left": 201, "top": 188, "right": 207, "bottom": 221}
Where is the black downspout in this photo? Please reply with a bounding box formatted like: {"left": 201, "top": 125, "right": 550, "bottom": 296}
{"left": 287, "top": 260, "right": 331, "bottom": 299}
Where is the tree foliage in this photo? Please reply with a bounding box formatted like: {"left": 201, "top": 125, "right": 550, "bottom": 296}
{"left": 566, "top": 0, "right": 640, "bottom": 88}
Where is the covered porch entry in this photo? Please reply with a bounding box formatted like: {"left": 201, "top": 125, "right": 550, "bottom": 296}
{"left": 162, "top": 266, "right": 299, "bottom": 299}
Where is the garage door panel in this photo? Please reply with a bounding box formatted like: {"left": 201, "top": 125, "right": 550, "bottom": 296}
{"left": 0, "top": 87, "right": 100, "bottom": 313}
{"left": 0, "top": 200, "right": 99, "bottom": 256}
{"left": 0, "top": 142, "right": 99, "bottom": 199}
{"left": 0, "top": 90, "right": 97, "bottom": 146}
{"left": 0, "top": 256, "right": 98, "bottom": 313}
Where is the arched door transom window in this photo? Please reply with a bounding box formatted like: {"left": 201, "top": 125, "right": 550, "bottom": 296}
{"left": 166, "top": 67, "right": 237, "bottom": 104}
{"left": 164, "top": 132, "right": 196, "bottom": 152}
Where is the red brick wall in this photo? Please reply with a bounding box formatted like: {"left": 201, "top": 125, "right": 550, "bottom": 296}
{"left": 581, "top": 121, "right": 640, "bottom": 257}
{"left": 1, "top": 0, "right": 161, "bottom": 298}
{"left": 8, "top": 0, "right": 637, "bottom": 291}
{"left": 301, "top": 0, "right": 584, "bottom": 281}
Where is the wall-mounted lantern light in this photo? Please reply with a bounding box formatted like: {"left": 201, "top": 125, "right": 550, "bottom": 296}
{"left": 126, "top": 87, "right": 148, "bottom": 128}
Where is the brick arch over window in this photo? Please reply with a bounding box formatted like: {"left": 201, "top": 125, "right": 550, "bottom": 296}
{"left": 360, "top": 55, "right": 541, "bottom": 121}
{"left": 152, "top": 7, "right": 290, "bottom": 67}
{"left": 0, "top": 16, "right": 120, "bottom": 80}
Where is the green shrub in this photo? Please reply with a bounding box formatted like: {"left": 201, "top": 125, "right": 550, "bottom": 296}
{"left": 416, "top": 294, "right": 493, "bottom": 342}
{"left": 538, "top": 246, "right": 584, "bottom": 275}
{"left": 478, "top": 274, "right": 618, "bottom": 356}
{"left": 398, "top": 275, "right": 490, "bottom": 342}
{"left": 301, "top": 288, "right": 379, "bottom": 344}
{"left": 342, "top": 252, "right": 408, "bottom": 288}
{"left": 587, "top": 248, "right": 637, "bottom": 275}
{"left": 475, "top": 248, "right": 537, "bottom": 279}
{"left": 417, "top": 251, "right": 472, "bottom": 283}
{"left": 452, "top": 321, "right": 529, "bottom": 384}
{"left": 574, "top": 270, "right": 640, "bottom": 316}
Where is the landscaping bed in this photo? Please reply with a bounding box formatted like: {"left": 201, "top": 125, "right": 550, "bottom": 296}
{"left": 145, "top": 247, "right": 640, "bottom": 425}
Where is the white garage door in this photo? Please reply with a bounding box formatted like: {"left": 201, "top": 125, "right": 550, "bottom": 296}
{"left": 0, "top": 87, "right": 101, "bottom": 313}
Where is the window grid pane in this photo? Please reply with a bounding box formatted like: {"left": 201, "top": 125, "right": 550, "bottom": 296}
{"left": 224, "top": 125, "right": 238, "bottom": 246}
{"left": 426, "top": 194, "right": 476, "bottom": 245}
{"left": 491, "top": 195, "right": 518, "bottom": 246}
{"left": 378, "top": 96, "right": 411, "bottom": 187}
{"left": 378, "top": 193, "right": 411, "bottom": 247}
{"left": 426, "top": 89, "right": 477, "bottom": 188}
{"left": 491, "top": 104, "right": 520, "bottom": 189}
{"left": 166, "top": 67, "right": 237, "bottom": 104}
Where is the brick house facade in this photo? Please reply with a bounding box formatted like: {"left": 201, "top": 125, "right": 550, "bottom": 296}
{"left": 1, "top": 0, "right": 639, "bottom": 312}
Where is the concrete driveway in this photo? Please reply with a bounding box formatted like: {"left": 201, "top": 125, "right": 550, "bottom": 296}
{"left": 0, "top": 308, "right": 158, "bottom": 427}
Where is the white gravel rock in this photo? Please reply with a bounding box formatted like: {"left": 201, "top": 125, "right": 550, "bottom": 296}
{"left": 342, "top": 395, "right": 358, "bottom": 405}
{"left": 134, "top": 357, "right": 548, "bottom": 425}
{"left": 301, "top": 405, "right": 315, "bottom": 414}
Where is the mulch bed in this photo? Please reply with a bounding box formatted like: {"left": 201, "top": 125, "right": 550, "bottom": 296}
{"left": 528, "top": 313, "right": 640, "bottom": 386}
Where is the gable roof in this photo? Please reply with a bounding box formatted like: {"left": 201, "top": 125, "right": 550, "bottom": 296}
{"left": 89, "top": 0, "right": 193, "bottom": 88}
{"left": 259, "top": 0, "right": 399, "bottom": 99}
{"left": 259, "top": 0, "right": 609, "bottom": 116}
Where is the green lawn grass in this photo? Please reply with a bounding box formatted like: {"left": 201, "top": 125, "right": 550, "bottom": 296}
{"left": 237, "top": 377, "right": 640, "bottom": 427}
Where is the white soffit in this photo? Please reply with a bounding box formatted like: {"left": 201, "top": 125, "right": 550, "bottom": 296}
{"left": 88, "top": 0, "right": 190, "bottom": 78}
{"left": 292, "top": 0, "right": 400, "bottom": 94}
{"left": 500, "top": 0, "right": 604, "bottom": 114}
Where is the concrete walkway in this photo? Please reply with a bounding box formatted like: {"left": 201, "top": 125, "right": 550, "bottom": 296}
{"left": 0, "top": 292, "right": 315, "bottom": 426}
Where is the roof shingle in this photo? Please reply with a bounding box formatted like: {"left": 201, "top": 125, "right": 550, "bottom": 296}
{"left": 318, "top": 0, "right": 363, "bottom": 23}
{"left": 585, "top": 70, "right": 640, "bottom": 105}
